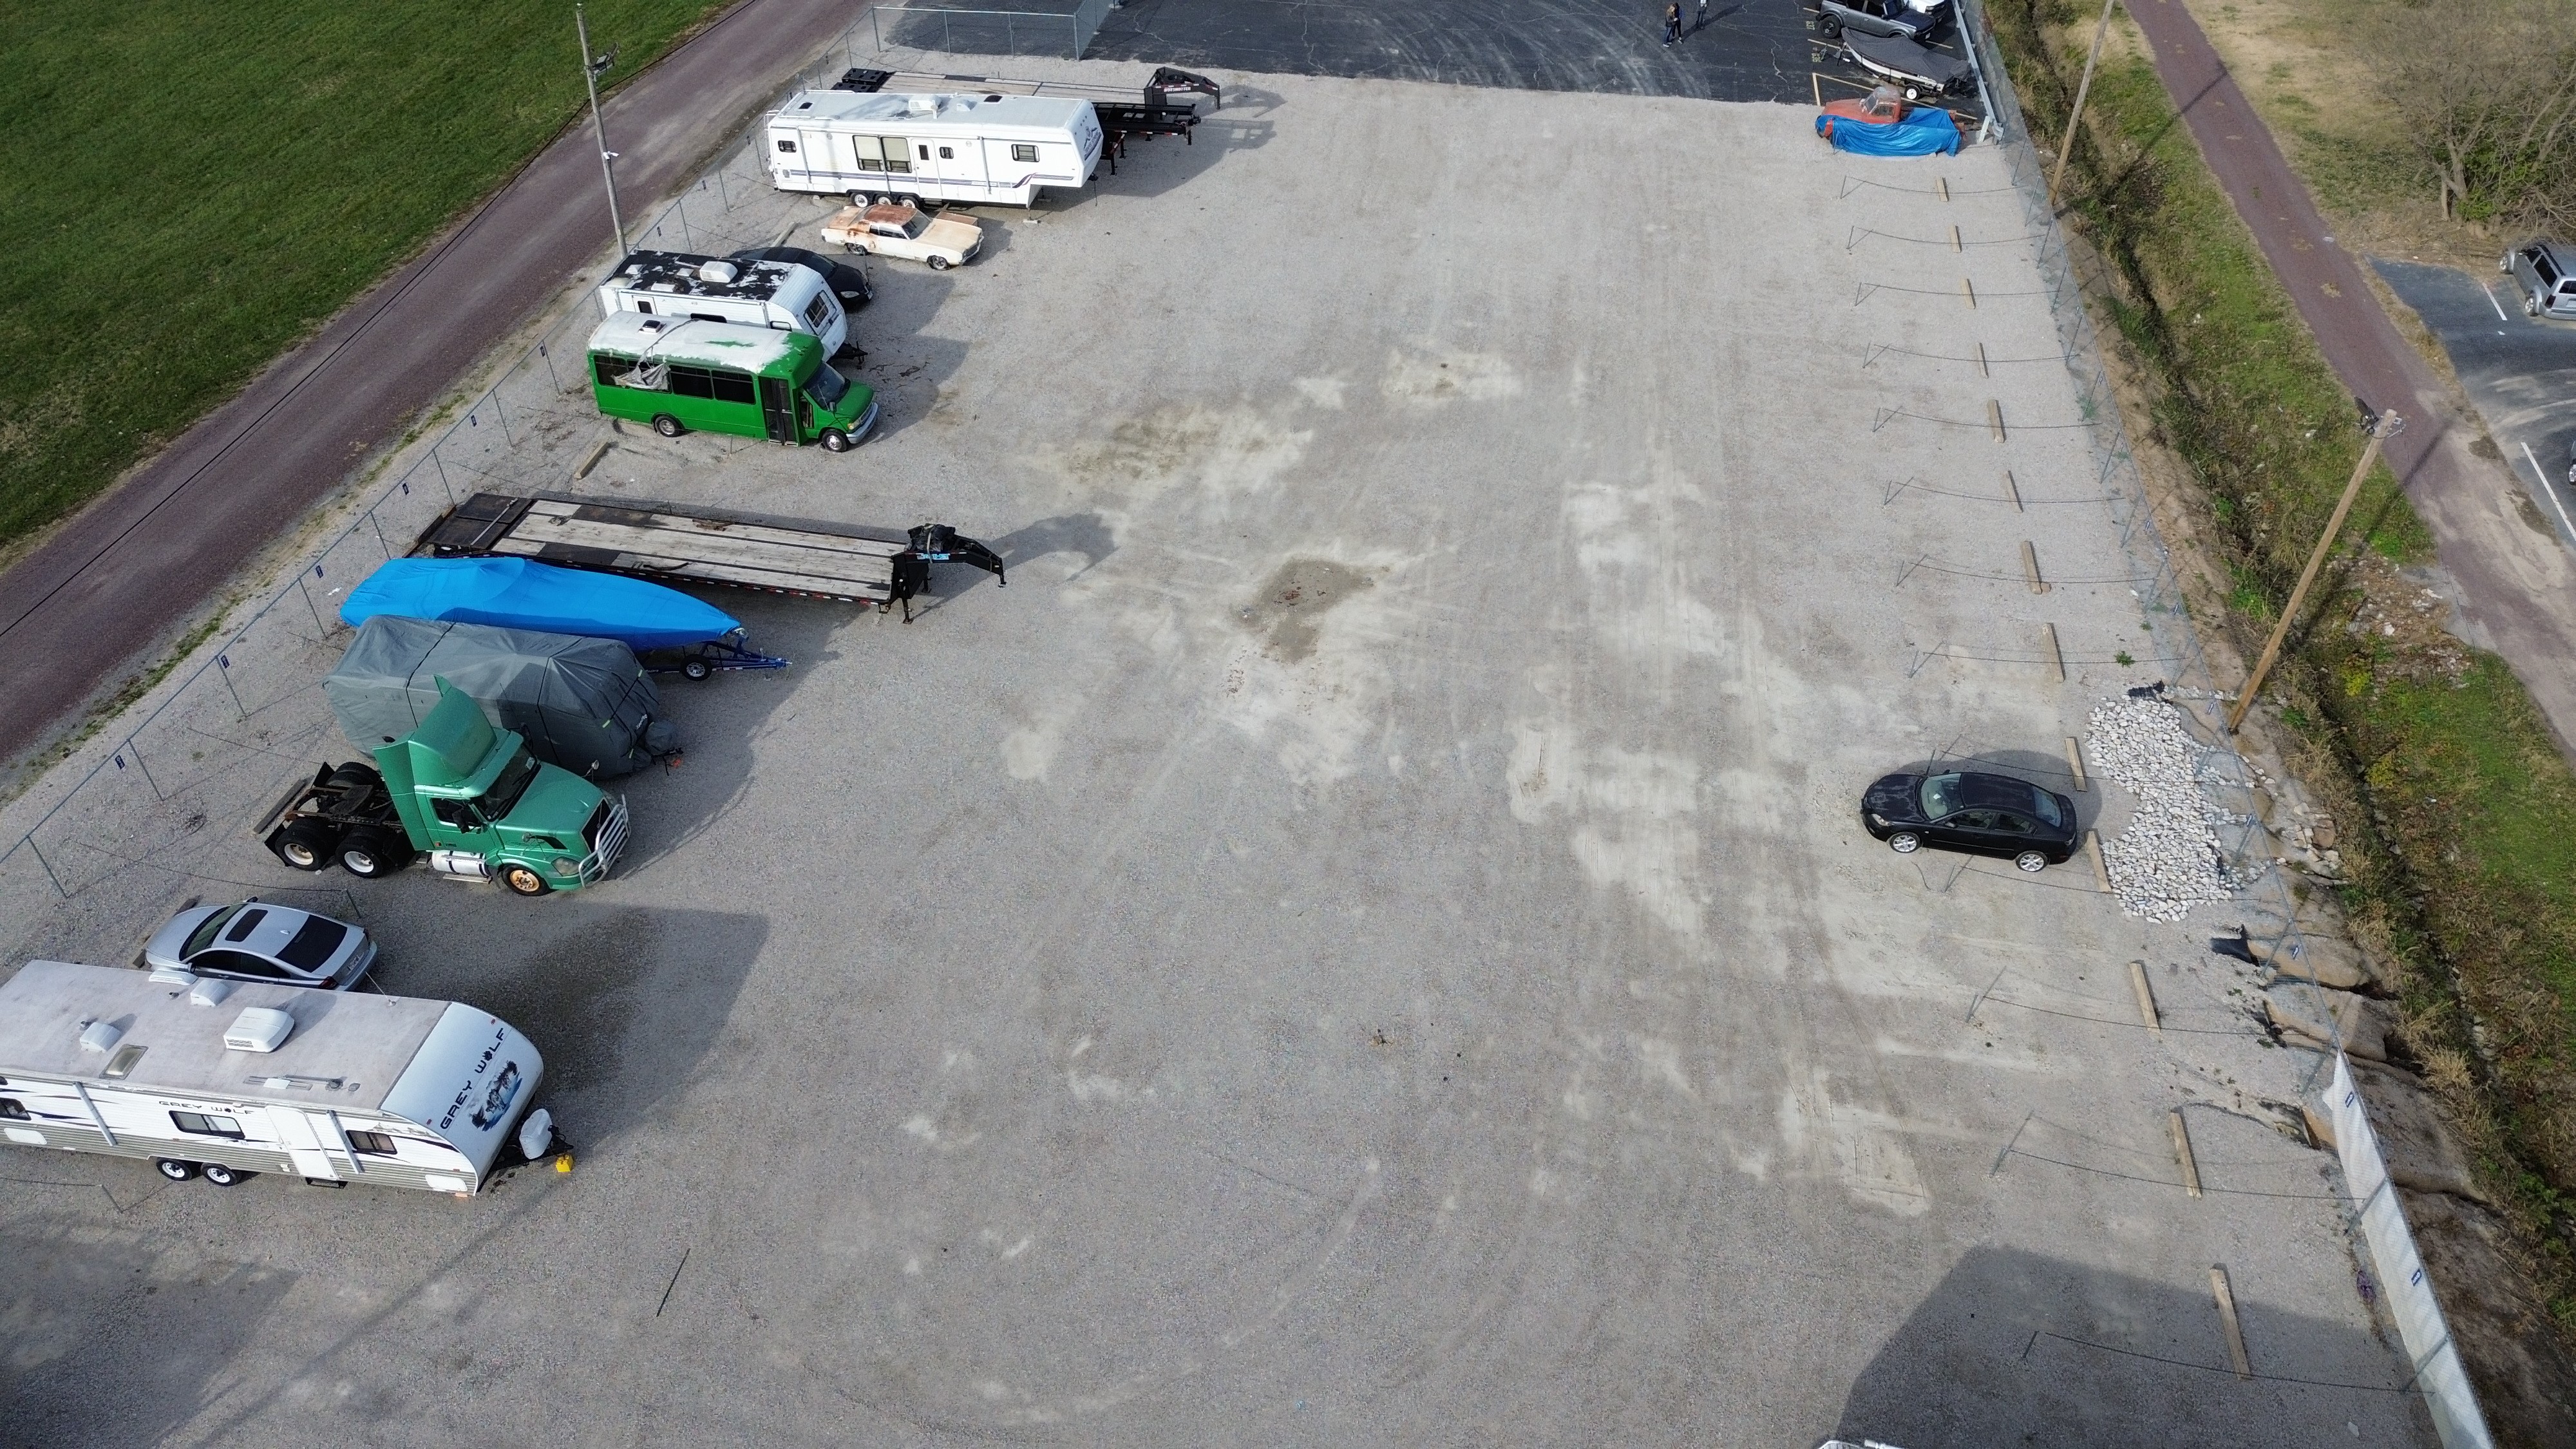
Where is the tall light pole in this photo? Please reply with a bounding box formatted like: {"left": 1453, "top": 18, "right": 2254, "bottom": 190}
{"left": 575, "top": 5, "right": 626, "bottom": 256}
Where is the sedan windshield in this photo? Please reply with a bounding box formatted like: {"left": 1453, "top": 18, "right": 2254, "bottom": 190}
{"left": 804, "top": 363, "right": 850, "bottom": 410}
{"left": 182, "top": 904, "right": 243, "bottom": 958}
{"left": 1918, "top": 773, "right": 1962, "bottom": 819}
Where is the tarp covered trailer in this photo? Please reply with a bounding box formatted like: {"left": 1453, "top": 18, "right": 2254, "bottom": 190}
{"left": 325, "top": 616, "right": 677, "bottom": 779}
{"left": 0, "top": 960, "right": 554, "bottom": 1196}
{"left": 414, "top": 492, "right": 1005, "bottom": 622}
{"left": 343, "top": 556, "right": 786, "bottom": 676}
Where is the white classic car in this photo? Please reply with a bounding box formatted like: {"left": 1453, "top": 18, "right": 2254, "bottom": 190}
{"left": 819, "top": 203, "right": 983, "bottom": 271}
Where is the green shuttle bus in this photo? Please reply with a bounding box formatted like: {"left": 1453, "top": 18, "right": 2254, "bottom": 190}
{"left": 586, "top": 314, "right": 878, "bottom": 451}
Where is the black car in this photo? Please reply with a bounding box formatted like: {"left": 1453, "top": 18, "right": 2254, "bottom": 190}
{"left": 728, "top": 246, "right": 873, "bottom": 311}
{"left": 1861, "top": 768, "right": 2078, "bottom": 872}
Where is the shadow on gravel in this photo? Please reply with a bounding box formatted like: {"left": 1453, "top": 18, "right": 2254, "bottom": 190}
{"left": 1835, "top": 1245, "right": 2426, "bottom": 1447}
{"left": 0, "top": 1231, "right": 297, "bottom": 1449}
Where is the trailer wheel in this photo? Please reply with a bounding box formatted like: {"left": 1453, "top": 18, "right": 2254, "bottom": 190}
{"left": 200, "top": 1163, "right": 251, "bottom": 1187}
{"left": 681, "top": 657, "right": 714, "bottom": 681}
{"left": 820, "top": 428, "right": 852, "bottom": 453}
{"left": 927, "top": 255, "right": 952, "bottom": 271}
{"left": 338, "top": 828, "right": 412, "bottom": 880}
{"left": 155, "top": 1159, "right": 198, "bottom": 1182}
{"left": 500, "top": 864, "right": 551, "bottom": 898}
{"left": 652, "top": 413, "right": 685, "bottom": 438}
{"left": 271, "top": 818, "right": 341, "bottom": 872}
{"left": 850, "top": 189, "right": 871, "bottom": 207}
{"left": 1818, "top": 14, "right": 1841, "bottom": 37}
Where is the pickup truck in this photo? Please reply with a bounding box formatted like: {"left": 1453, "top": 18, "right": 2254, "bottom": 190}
{"left": 257, "top": 681, "right": 628, "bottom": 896}
{"left": 819, "top": 204, "right": 982, "bottom": 271}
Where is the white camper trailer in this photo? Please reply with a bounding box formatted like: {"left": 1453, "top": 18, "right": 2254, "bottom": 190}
{"left": 598, "top": 251, "right": 851, "bottom": 359}
{"left": 766, "top": 90, "right": 1103, "bottom": 208}
{"left": 0, "top": 960, "right": 551, "bottom": 1195}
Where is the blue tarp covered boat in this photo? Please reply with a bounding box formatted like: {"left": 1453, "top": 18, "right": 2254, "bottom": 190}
{"left": 342, "top": 558, "right": 744, "bottom": 652}
{"left": 1816, "top": 106, "right": 1962, "bottom": 157}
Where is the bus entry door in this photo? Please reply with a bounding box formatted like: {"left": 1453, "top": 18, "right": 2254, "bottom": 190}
{"left": 759, "top": 376, "right": 795, "bottom": 442}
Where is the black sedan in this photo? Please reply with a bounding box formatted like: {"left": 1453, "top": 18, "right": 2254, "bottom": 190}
{"left": 1861, "top": 769, "right": 2078, "bottom": 872}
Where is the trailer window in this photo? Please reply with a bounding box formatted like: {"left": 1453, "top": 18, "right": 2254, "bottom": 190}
{"left": 938, "top": 146, "right": 954, "bottom": 159}
{"left": 709, "top": 370, "right": 757, "bottom": 406}
{"left": 804, "top": 294, "right": 833, "bottom": 330}
{"left": 877, "top": 137, "right": 911, "bottom": 175}
{"left": 775, "top": 138, "right": 797, "bottom": 153}
{"left": 0, "top": 1099, "right": 28, "bottom": 1121}
{"left": 171, "top": 1111, "right": 245, "bottom": 1139}
{"left": 346, "top": 1130, "right": 398, "bottom": 1156}
{"left": 1012, "top": 144, "right": 1038, "bottom": 163}
{"left": 851, "top": 137, "right": 884, "bottom": 173}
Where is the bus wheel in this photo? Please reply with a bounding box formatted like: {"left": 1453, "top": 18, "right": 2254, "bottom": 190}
{"left": 500, "top": 865, "right": 551, "bottom": 898}
{"left": 201, "top": 1163, "right": 251, "bottom": 1187}
{"left": 155, "top": 1159, "right": 198, "bottom": 1181}
{"left": 820, "top": 428, "right": 852, "bottom": 453}
{"left": 652, "top": 414, "right": 684, "bottom": 438}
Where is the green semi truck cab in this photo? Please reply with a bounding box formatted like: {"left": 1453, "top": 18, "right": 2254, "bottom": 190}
{"left": 258, "top": 681, "right": 629, "bottom": 896}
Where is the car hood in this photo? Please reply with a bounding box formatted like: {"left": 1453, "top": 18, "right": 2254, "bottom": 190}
{"left": 498, "top": 766, "right": 604, "bottom": 838}
{"left": 1862, "top": 773, "right": 1923, "bottom": 820}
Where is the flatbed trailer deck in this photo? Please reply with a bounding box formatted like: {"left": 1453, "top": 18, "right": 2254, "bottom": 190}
{"left": 413, "top": 493, "right": 1003, "bottom": 618}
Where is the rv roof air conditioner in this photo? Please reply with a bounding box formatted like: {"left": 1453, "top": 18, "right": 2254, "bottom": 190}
{"left": 189, "top": 978, "right": 234, "bottom": 1007}
{"left": 223, "top": 1007, "right": 295, "bottom": 1054}
{"left": 77, "top": 1019, "right": 124, "bottom": 1054}
{"left": 696, "top": 260, "right": 739, "bottom": 284}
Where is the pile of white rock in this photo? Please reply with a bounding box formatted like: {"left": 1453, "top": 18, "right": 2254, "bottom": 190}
{"left": 2088, "top": 694, "right": 2234, "bottom": 922}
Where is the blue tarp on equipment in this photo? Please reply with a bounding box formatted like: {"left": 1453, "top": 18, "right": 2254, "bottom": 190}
{"left": 1816, "top": 107, "right": 1962, "bottom": 156}
{"left": 342, "top": 557, "right": 742, "bottom": 651}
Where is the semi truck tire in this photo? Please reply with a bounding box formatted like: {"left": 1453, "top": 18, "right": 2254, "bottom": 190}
{"left": 338, "top": 828, "right": 413, "bottom": 879}
{"left": 270, "top": 818, "right": 342, "bottom": 871}
{"left": 500, "top": 865, "right": 551, "bottom": 897}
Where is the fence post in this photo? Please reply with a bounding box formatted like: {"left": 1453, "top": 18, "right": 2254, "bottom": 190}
{"left": 217, "top": 650, "right": 247, "bottom": 719}
{"left": 298, "top": 566, "right": 330, "bottom": 636}
{"left": 119, "top": 739, "right": 163, "bottom": 800}
{"left": 25, "top": 836, "right": 68, "bottom": 898}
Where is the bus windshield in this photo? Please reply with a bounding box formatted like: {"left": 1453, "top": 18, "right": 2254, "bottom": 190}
{"left": 804, "top": 363, "right": 849, "bottom": 410}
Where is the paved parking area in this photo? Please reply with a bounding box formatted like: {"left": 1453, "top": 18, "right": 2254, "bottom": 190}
{"left": 2376, "top": 258, "right": 2576, "bottom": 549}
{"left": 1, "top": 62, "right": 2423, "bottom": 1448}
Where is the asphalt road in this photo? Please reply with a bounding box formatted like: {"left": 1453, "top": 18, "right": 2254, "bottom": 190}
{"left": 2123, "top": 0, "right": 2576, "bottom": 757}
{"left": 0, "top": 0, "right": 861, "bottom": 775}
{"left": 2374, "top": 260, "right": 2576, "bottom": 538}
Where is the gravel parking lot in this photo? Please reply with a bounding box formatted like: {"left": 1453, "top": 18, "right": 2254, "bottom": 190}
{"left": 1, "top": 62, "right": 2427, "bottom": 1448}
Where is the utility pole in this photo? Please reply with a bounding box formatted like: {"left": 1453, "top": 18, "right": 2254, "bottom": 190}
{"left": 2226, "top": 410, "right": 2405, "bottom": 734}
{"left": 2049, "top": 0, "right": 2121, "bottom": 207}
{"left": 576, "top": 5, "right": 626, "bottom": 256}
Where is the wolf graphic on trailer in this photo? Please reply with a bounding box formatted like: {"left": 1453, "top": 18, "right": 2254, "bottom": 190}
{"left": 0, "top": 960, "right": 553, "bottom": 1196}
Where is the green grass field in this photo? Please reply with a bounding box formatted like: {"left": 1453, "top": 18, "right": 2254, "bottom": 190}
{"left": 0, "top": 1, "right": 726, "bottom": 551}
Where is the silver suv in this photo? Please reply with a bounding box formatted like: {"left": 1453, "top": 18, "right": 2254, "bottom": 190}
{"left": 2502, "top": 240, "right": 2576, "bottom": 320}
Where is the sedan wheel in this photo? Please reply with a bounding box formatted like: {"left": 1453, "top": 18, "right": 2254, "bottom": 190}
{"left": 927, "top": 255, "right": 952, "bottom": 271}
{"left": 1887, "top": 831, "right": 1922, "bottom": 854}
{"left": 155, "top": 1159, "right": 198, "bottom": 1182}
{"left": 201, "top": 1163, "right": 251, "bottom": 1187}
{"left": 2016, "top": 850, "right": 2049, "bottom": 873}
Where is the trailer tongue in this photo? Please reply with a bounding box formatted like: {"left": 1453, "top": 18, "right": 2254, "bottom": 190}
{"left": 415, "top": 493, "right": 1003, "bottom": 621}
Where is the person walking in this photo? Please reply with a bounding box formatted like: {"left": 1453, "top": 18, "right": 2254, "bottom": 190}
{"left": 1696, "top": 0, "right": 1709, "bottom": 26}
{"left": 1662, "top": 1, "right": 1682, "bottom": 45}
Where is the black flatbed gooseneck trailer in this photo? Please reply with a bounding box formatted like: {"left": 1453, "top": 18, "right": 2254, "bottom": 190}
{"left": 413, "top": 493, "right": 1003, "bottom": 622}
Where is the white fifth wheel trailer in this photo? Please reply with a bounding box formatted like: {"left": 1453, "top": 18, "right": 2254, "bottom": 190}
{"left": 766, "top": 90, "right": 1103, "bottom": 208}
{"left": 0, "top": 960, "right": 553, "bottom": 1196}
